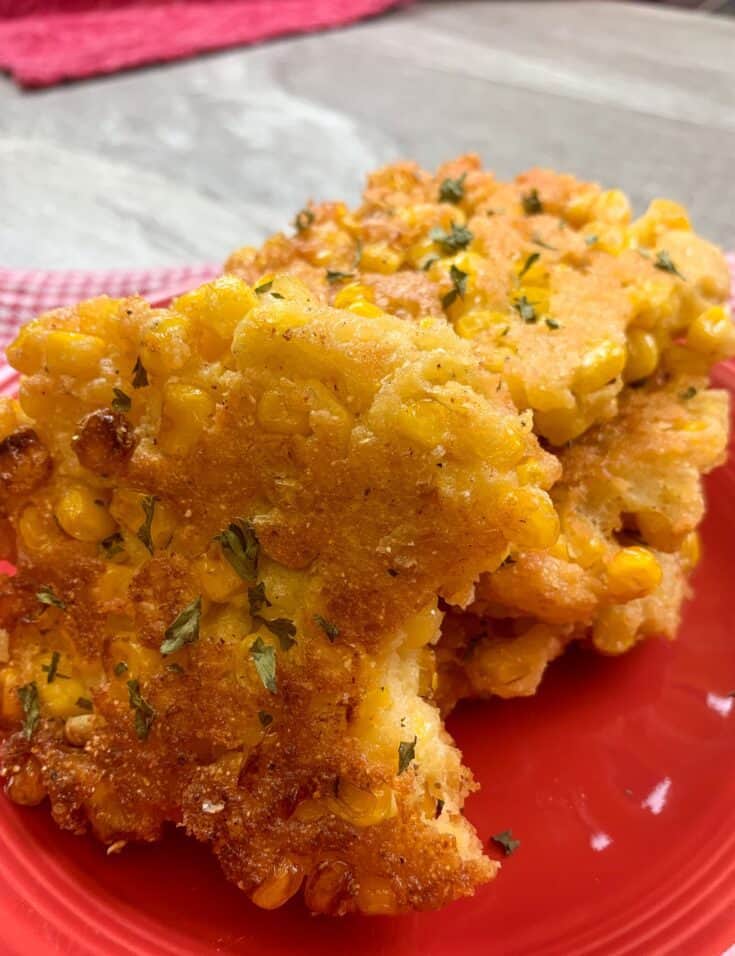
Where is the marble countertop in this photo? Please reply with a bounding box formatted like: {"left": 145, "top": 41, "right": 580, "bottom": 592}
{"left": 1, "top": 0, "right": 733, "bottom": 270}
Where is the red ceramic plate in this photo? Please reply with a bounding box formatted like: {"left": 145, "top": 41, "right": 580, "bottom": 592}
{"left": 0, "top": 352, "right": 734, "bottom": 956}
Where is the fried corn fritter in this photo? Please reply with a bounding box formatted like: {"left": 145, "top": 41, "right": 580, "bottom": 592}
{"left": 0, "top": 274, "right": 563, "bottom": 914}
{"left": 436, "top": 375, "right": 730, "bottom": 712}
{"left": 226, "top": 154, "right": 734, "bottom": 445}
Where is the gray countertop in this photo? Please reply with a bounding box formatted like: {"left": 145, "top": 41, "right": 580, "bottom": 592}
{"left": 1, "top": 0, "right": 733, "bottom": 270}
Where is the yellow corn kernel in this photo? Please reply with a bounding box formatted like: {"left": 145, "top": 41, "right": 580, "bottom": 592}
{"left": 292, "top": 798, "right": 328, "bottom": 823}
{"left": 405, "top": 237, "right": 437, "bottom": 267}
{"left": 662, "top": 343, "right": 710, "bottom": 378}
{"left": 76, "top": 297, "right": 123, "bottom": 339}
{"left": 402, "top": 601, "right": 441, "bottom": 650}
{"left": 109, "top": 639, "right": 160, "bottom": 680}
{"left": 455, "top": 310, "right": 506, "bottom": 339}
{"left": 175, "top": 275, "right": 257, "bottom": 358}
{"left": 624, "top": 329, "right": 660, "bottom": 382}
{"left": 516, "top": 458, "right": 548, "bottom": 487}
{"left": 251, "top": 862, "right": 304, "bottom": 910}
{"left": 356, "top": 875, "right": 398, "bottom": 916}
{"left": 503, "top": 486, "right": 559, "bottom": 551}
{"left": 256, "top": 387, "right": 310, "bottom": 436}
{"left": 44, "top": 331, "right": 106, "bottom": 379}
{"left": 40, "top": 674, "right": 90, "bottom": 719}
{"left": 18, "top": 505, "right": 61, "bottom": 553}
{"left": 159, "top": 382, "right": 216, "bottom": 456}
{"left": 592, "top": 607, "right": 637, "bottom": 655}
{"left": 109, "top": 490, "right": 176, "bottom": 550}
{"left": 139, "top": 313, "right": 193, "bottom": 376}
{"left": 574, "top": 340, "right": 626, "bottom": 394}
{"left": 630, "top": 199, "right": 691, "bottom": 247}
{"left": 628, "top": 279, "right": 678, "bottom": 330}
{"left": 64, "top": 713, "right": 99, "bottom": 747}
{"left": 55, "top": 485, "right": 116, "bottom": 543}
{"left": 93, "top": 564, "right": 136, "bottom": 603}
{"left": 0, "top": 399, "right": 18, "bottom": 442}
{"left": 331, "top": 781, "right": 397, "bottom": 828}
{"left": 593, "top": 189, "right": 632, "bottom": 225}
{"left": 359, "top": 242, "right": 402, "bottom": 274}
{"left": 0, "top": 669, "right": 22, "bottom": 721}
{"left": 564, "top": 188, "right": 599, "bottom": 226}
{"left": 533, "top": 406, "right": 590, "bottom": 446}
{"left": 680, "top": 531, "right": 701, "bottom": 570}
{"left": 548, "top": 533, "right": 569, "bottom": 561}
{"left": 333, "top": 283, "right": 374, "bottom": 308}
{"left": 606, "top": 546, "right": 662, "bottom": 600}
{"left": 585, "top": 221, "right": 625, "bottom": 256}
{"left": 566, "top": 530, "right": 605, "bottom": 568}
{"left": 6, "top": 323, "right": 48, "bottom": 376}
{"left": 687, "top": 306, "right": 735, "bottom": 359}
{"left": 347, "top": 300, "right": 385, "bottom": 319}
{"left": 194, "top": 549, "right": 244, "bottom": 603}
{"left": 395, "top": 399, "right": 449, "bottom": 447}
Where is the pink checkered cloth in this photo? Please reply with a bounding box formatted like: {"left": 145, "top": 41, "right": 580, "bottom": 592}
{"left": 1, "top": 255, "right": 734, "bottom": 395}
{"left": 0, "top": 0, "right": 410, "bottom": 89}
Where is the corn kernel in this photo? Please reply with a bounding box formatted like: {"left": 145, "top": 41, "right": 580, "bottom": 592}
{"left": 606, "top": 546, "right": 662, "bottom": 600}
{"left": 503, "top": 486, "right": 560, "bottom": 550}
{"left": 687, "top": 306, "right": 735, "bottom": 359}
{"left": 330, "top": 781, "right": 397, "bottom": 827}
{"left": 44, "top": 331, "right": 106, "bottom": 379}
{"left": 93, "top": 564, "right": 136, "bottom": 603}
{"left": 7, "top": 323, "right": 47, "bottom": 375}
{"left": 76, "top": 297, "right": 123, "bottom": 339}
{"left": 0, "top": 399, "right": 18, "bottom": 442}
{"left": 194, "top": 549, "right": 244, "bottom": 602}
{"left": 574, "top": 340, "right": 626, "bottom": 394}
{"left": 109, "top": 639, "right": 160, "bottom": 680}
{"left": 333, "top": 283, "right": 374, "bottom": 308}
{"left": 256, "top": 387, "right": 310, "bottom": 436}
{"left": 347, "top": 300, "right": 385, "bottom": 318}
{"left": 680, "top": 531, "right": 701, "bottom": 570}
{"left": 55, "top": 485, "right": 116, "bottom": 543}
{"left": 359, "top": 243, "right": 402, "bottom": 274}
{"left": 356, "top": 875, "right": 398, "bottom": 915}
{"left": 593, "top": 189, "right": 632, "bottom": 225}
{"left": 139, "top": 313, "right": 193, "bottom": 376}
{"left": 40, "top": 674, "right": 90, "bottom": 718}
{"left": 175, "top": 275, "right": 257, "bottom": 358}
{"left": 251, "top": 862, "right": 304, "bottom": 910}
{"left": 592, "top": 607, "right": 637, "bottom": 655}
{"left": 630, "top": 199, "right": 691, "bottom": 247}
{"left": 564, "top": 189, "right": 598, "bottom": 226}
{"left": 395, "top": 399, "right": 449, "bottom": 447}
{"left": 64, "top": 713, "right": 99, "bottom": 746}
{"left": 109, "top": 490, "right": 176, "bottom": 550}
{"left": 402, "top": 601, "right": 441, "bottom": 649}
{"left": 624, "top": 329, "right": 659, "bottom": 382}
{"left": 455, "top": 310, "right": 508, "bottom": 339}
{"left": 628, "top": 279, "right": 678, "bottom": 330}
{"left": 18, "top": 504, "right": 61, "bottom": 553}
{"left": 159, "top": 383, "right": 216, "bottom": 456}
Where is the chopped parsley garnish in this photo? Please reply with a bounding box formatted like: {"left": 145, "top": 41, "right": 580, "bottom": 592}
{"left": 216, "top": 519, "right": 259, "bottom": 581}
{"left": 532, "top": 233, "right": 556, "bottom": 251}
{"left": 136, "top": 495, "right": 157, "bottom": 554}
{"left": 42, "top": 651, "right": 70, "bottom": 683}
{"left": 17, "top": 681, "right": 40, "bottom": 739}
{"left": 271, "top": 292, "right": 284, "bottom": 299}
{"left": 165, "top": 662, "right": 185, "bottom": 674}
{"left": 518, "top": 252, "right": 540, "bottom": 279}
{"left": 521, "top": 188, "right": 543, "bottom": 215}
{"left": 545, "top": 318, "right": 561, "bottom": 330}
{"left": 258, "top": 710, "right": 273, "bottom": 728}
{"left": 160, "top": 596, "right": 201, "bottom": 656}
{"left": 513, "top": 295, "right": 537, "bottom": 324}
{"left": 491, "top": 829, "right": 520, "bottom": 856}
{"left": 397, "top": 736, "right": 417, "bottom": 775}
{"left": 655, "top": 250, "right": 685, "bottom": 279}
{"left": 101, "top": 531, "right": 125, "bottom": 559}
{"left": 250, "top": 636, "right": 277, "bottom": 694}
{"left": 37, "top": 585, "right": 65, "bottom": 610}
{"left": 255, "top": 280, "right": 274, "bottom": 294}
{"left": 585, "top": 234, "right": 598, "bottom": 247}
{"left": 247, "top": 581, "right": 271, "bottom": 616}
{"left": 430, "top": 222, "right": 473, "bottom": 253}
{"left": 435, "top": 798, "right": 445, "bottom": 819}
{"left": 111, "top": 388, "right": 131, "bottom": 413}
{"left": 680, "top": 386, "right": 697, "bottom": 400}
{"left": 438, "top": 172, "right": 466, "bottom": 204}
{"left": 313, "top": 614, "right": 339, "bottom": 642}
{"left": 113, "top": 661, "right": 128, "bottom": 677}
{"left": 76, "top": 697, "right": 93, "bottom": 711}
{"left": 294, "top": 208, "right": 315, "bottom": 232}
{"left": 421, "top": 255, "right": 439, "bottom": 271}
{"left": 326, "top": 270, "right": 354, "bottom": 284}
{"left": 127, "top": 679, "right": 155, "bottom": 740}
{"left": 441, "top": 264, "right": 468, "bottom": 309}
{"left": 132, "top": 356, "right": 148, "bottom": 388}
{"left": 257, "top": 617, "right": 297, "bottom": 651}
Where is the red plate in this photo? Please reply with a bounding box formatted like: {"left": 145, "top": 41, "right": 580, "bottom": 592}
{"left": 0, "top": 353, "right": 733, "bottom": 956}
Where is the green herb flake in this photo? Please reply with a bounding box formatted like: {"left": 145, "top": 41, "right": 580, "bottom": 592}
{"left": 101, "top": 531, "right": 125, "bottom": 559}
{"left": 585, "top": 234, "right": 598, "bottom": 247}
{"left": 397, "top": 736, "right": 417, "bottom": 775}
{"left": 518, "top": 252, "right": 540, "bottom": 279}
{"left": 294, "top": 208, "right": 315, "bottom": 233}
{"left": 521, "top": 188, "right": 543, "bottom": 216}
{"left": 248, "top": 581, "right": 272, "bottom": 616}
{"left": 532, "top": 233, "right": 556, "bottom": 251}
{"left": 76, "top": 697, "right": 93, "bottom": 711}
{"left": 258, "top": 710, "right": 273, "bottom": 728}
{"left": 255, "top": 280, "right": 274, "bottom": 295}
{"left": 435, "top": 798, "right": 445, "bottom": 819}
{"left": 545, "top": 318, "right": 561, "bottom": 330}
{"left": 513, "top": 296, "right": 537, "bottom": 324}
{"left": 127, "top": 679, "right": 155, "bottom": 740}
{"left": 326, "top": 270, "right": 354, "bottom": 284}
{"left": 136, "top": 495, "right": 157, "bottom": 555}
{"left": 441, "top": 264, "right": 469, "bottom": 309}
{"left": 491, "top": 829, "right": 520, "bottom": 856}
{"left": 42, "top": 651, "right": 70, "bottom": 684}
{"left": 250, "top": 636, "right": 277, "bottom": 694}
{"left": 270, "top": 292, "right": 284, "bottom": 299}
{"left": 655, "top": 250, "right": 685, "bottom": 279}
{"left": 430, "top": 222, "right": 473, "bottom": 253}
{"left": 216, "top": 518, "right": 259, "bottom": 581}
{"left": 313, "top": 614, "right": 339, "bottom": 643}
{"left": 132, "top": 356, "right": 149, "bottom": 389}
{"left": 160, "top": 596, "right": 202, "bottom": 656}
{"left": 113, "top": 661, "right": 128, "bottom": 678}
{"left": 257, "top": 617, "right": 297, "bottom": 651}
{"left": 17, "top": 682, "right": 40, "bottom": 739}
{"left": 165, "top": 662, "right": 185, "bottom": 674}
{"left": 421, "top": 255, "right": 440, "bottom": 271}
{"left": 111, "top": 388, "right": 131, "bottom": 413}
{"left": 679, "top": 386, "right": 697, "bottom": 401}
{"left": 37, "top": 585, "right": 66, "bottom": 610}
{"left": 438, "top": 172, "right": 466, "bottom": 204}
